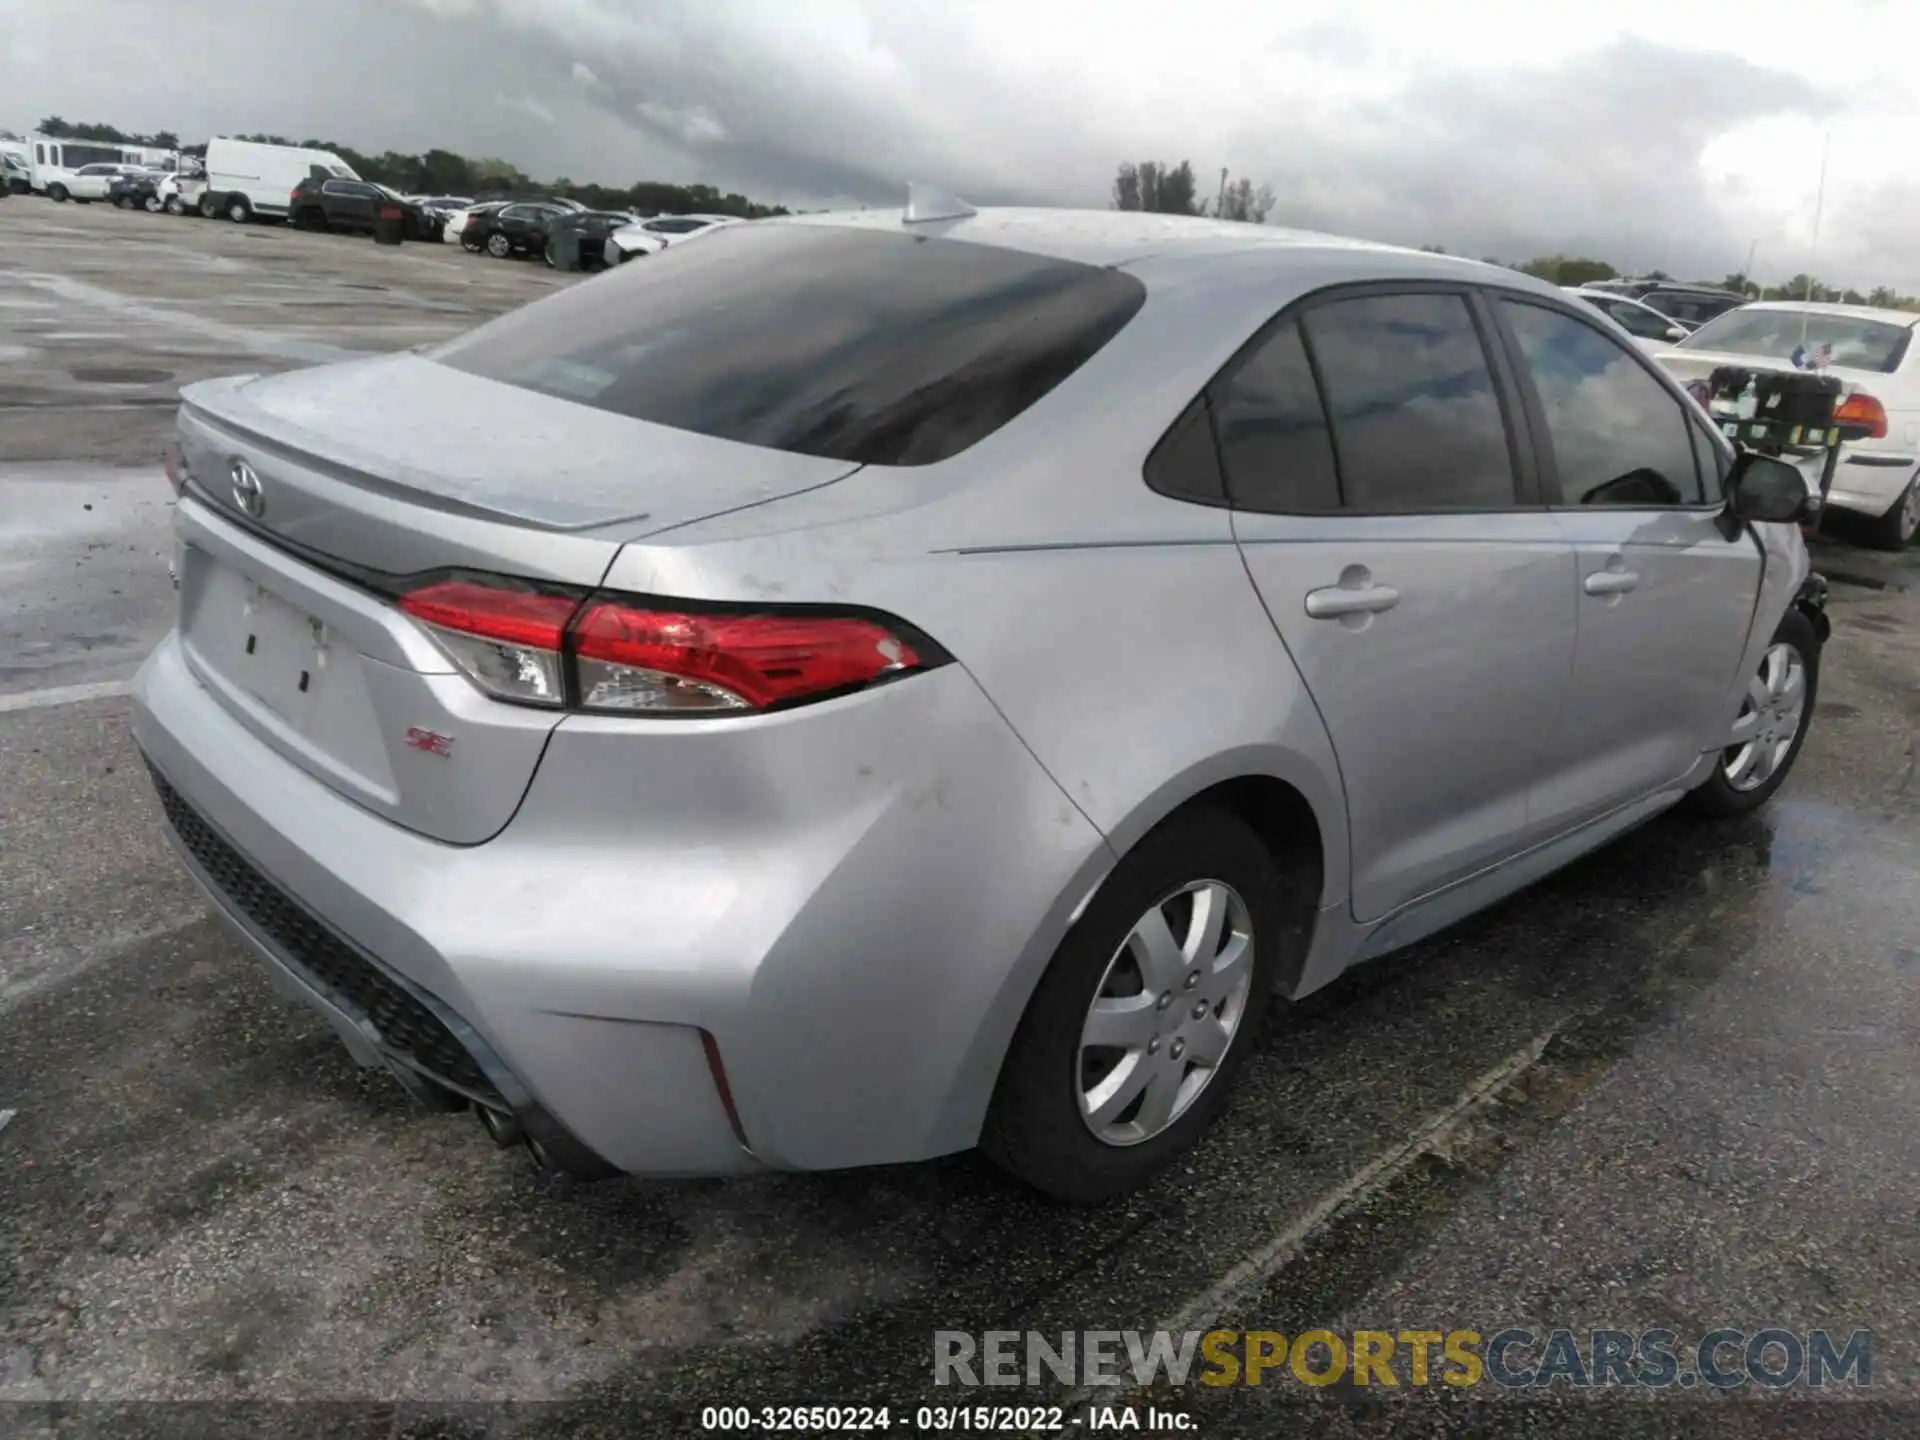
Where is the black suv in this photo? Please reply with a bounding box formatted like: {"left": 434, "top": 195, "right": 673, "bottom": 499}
{"left": 1583, "top": 280, "right": 1748, "bottom": 329}
{"left": 289, "top": 179, "right": 438, "bottom": 240}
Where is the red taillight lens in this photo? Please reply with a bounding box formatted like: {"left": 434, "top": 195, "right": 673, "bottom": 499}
{"left": 570, "top": 601, "right": 923, "bottom": 713}
{"left": 398, "top": 576, "right": 933, "bottom": 714}
{"left": 399, "top": 579, "right": 580, "bottom": 707}
{"left": 1833, "top": 392, "right": 1888, "bottom": 439}
{"left": 162, "top": 439, "right": 184, "bottom": 495}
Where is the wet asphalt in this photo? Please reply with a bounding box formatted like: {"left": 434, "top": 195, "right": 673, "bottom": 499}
{"left": 2, "top": 200, "right": 1919, "bottom": 1439}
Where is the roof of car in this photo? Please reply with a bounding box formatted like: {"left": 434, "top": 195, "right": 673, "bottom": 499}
{"left": 1727, "top": 300, "right": 1920, "bottom": 327}
{"left": 778, "top": 204, "right": 1493, "bottom": 273}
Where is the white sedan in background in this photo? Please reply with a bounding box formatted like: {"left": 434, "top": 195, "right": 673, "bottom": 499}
{"left": 605, "top": 213, "right": 744, "bottom": 264}
{"left": 1655, "top": 302, "right": 1920, "bottom": 549}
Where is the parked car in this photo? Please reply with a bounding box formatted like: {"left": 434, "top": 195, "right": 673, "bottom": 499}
{"left": 289, "top": 178, "right": 440, "bottom": 239}
{"left": 108, "top": 168, "right": 168, "bottom": 212}
{"left": 137, "top": 207, "right": 1826, "bottom": 1202}
{"left": 1564, "top": 287, "right": 1694, "bottom": 352}
{"left": 62, "top": 162, "right": 144, "bottom": 203}
{"left": 157, "top": 171, "right": 208, "bottom": 216}
{"left": 605, "top": 213, "right": 744, "bottom": 264}
{"left": 1583, "top": 279, "right": 1748, "bottom": 329}
{"left": 463, "top": 200, "right": 592, "bottom": 259}
{"left": 1655, "top": 301, "right": 1920, "bottom": 548}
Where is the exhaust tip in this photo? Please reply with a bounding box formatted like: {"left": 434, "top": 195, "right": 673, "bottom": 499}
{"left": 477, "top": 1106, "right": 525, "bottom": 1149}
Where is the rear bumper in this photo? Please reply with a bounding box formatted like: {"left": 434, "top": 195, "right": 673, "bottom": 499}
{"left": 1801, "top": 449, "right": 1916, "bottom": 518}
{"left": 132, "top": 628, "right": 1109, "bottom": 1177}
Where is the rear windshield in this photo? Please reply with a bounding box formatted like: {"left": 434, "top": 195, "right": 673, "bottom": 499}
{"left": 432, "top": 223, "right": 1148, "bottom": 466}
{"left": 1678, "top": 309, "right": 1913, "bottom": 373}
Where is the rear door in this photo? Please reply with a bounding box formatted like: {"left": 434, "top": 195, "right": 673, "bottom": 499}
{"left": 1225, "top": 286, "right": 1577, "bottom": 923}
{"left": 1489, "top": 294, "right": 1763, "bottom": 833}
{"left": 322, "top": 179, "right": 376, "bottom": 229}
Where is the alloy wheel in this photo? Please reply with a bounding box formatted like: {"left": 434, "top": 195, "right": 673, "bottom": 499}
{"left": 1077, "top": 880, "right": 1254, "bottom": 1146}
{"left": 1724, "top": 642, "right": 1808, "bottom": 792}
{"left": 1900, "top": 482, "right": 1920, "bottom": 545}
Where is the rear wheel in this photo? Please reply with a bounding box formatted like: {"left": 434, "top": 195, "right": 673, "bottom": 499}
{"left": 1685, "top": 610, "right": 1819, "bottom": 817}
{"left": 48, "top": 183, "right": 68, "bottom": 202}
{"left": 113, "top": 193, "right": 131, "bottom": 209}
{"left": 1866, "top": 475, "right": 1920, "bottom": 551}
{"left": 293, "top": 206, "right": 327, "bottom": 232}
{"left": 485, "top": 232, "right": 512, "bottom": 259}
{"left": 144, "top": 194, "right": 163, "bottom": 213}
{"left": 164, "top": 195, "right": 185, "bottom": 215}
{"left": 983, "top": 807, "right": 1290, "bottom": 1203}
{"left": 198, "top": 193, "right": 220, "bottom": 219}
{"left": 226, "top": 195, "right": 252, "bottom": 224}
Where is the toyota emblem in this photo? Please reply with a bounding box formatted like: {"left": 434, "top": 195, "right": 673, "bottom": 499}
{"left": 229, "top": 458, "right": 266, "bottom": 519}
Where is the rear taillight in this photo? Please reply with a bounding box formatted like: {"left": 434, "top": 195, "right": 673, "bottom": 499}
{"left": 398, "top": 576, "right": 933, "bottom": 715}
{"left": 399, "top": 578, "right": 579, "bottom": 707}
{"left": 162, "top": 439, "right": 184, "bottom": 495}
{"left": 571, "top": 601, "right": 922, "bottom": 713}
{"left": 1833, "top": 392, "right": 1889, "bottom": 440}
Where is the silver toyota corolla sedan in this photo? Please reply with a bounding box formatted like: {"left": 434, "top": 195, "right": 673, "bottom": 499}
{"left": 134, "top": 205, "right": 1827, "bottom": 1202}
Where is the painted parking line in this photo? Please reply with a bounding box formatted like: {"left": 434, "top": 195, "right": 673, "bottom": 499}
{"left": 1045, "top": 1027, "right": 1560, "bottom": 1424}
{"left": 0, "top": 679, "right": 134, "bottom": 714}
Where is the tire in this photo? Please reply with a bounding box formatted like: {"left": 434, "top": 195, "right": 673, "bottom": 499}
{"left": 48, "top": 184, "right": 68, "bottom": 202}
{"left": 113, "top": 194, "right": 131, "bottom": 209}
{"left": 1684, "top": 609, "right": 1820, "bottom": 818}
{"left": 543, "top": 240, "right": 557, "bottom": 269}
{"left": 1866, "top": 475, "right": 1920, "bottom": 551}
{"left": 460, "top": 230, "right": 484, "bottom": 253}
{"left": 293, "top": 207, "right": 327, "bottom": 232}
{"left": 485, "top": 232, "right": 512, "bottom": 259}
{"left": 164, "top": 196, "right": 184, "bottom": 215}
{"left": 226, "top": 195, "right": 252, "bottom": 224}
{"left": 144, "top": 194, "right": 163, "bottom": 213}
{"left": 198, "top": 194, "right": 220, "bottom": 219}
{"left": 982, "top": 806, "right": 1293, "bottom": 1203}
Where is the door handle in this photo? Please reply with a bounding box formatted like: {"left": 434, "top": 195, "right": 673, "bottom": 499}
{"left": 1305, "top": 583, "right": 1401, "bottom": 619}
{"left": 1583, "top": 569, "right": 1641, "bottom": 596}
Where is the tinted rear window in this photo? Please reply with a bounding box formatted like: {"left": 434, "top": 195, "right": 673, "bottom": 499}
{"left": 1677, "top": 308, "right": 1913, "bottom": 374}
{"left": 433, "top": 223, "right": 1148, "bottom": 466}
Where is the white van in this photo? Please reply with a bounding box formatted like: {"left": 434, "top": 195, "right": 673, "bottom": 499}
{"left": 26, "top": 134, "right": 179, "bottom": 201}
{"left": 202, "top": 137, "right": 359, "bottom": 223}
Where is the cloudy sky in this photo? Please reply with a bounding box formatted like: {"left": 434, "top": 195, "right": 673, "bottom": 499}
{"left": 6, "top": 0, "right": 1920, "bottom": 290}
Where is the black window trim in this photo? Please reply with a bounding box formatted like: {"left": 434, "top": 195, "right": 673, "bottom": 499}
{"left": 1483, "top": 289, "right": 1728, "bottom": 513}
{"left": 1144, "top": 279, "right": 1547, "bottom": 516}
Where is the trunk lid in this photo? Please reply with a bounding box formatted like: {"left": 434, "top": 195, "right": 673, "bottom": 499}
{"left": 170, "top": 354, "right": 860, "bottom": 844}
{"left": 1652, "top": 345, "right": 1885, "bottom": 399}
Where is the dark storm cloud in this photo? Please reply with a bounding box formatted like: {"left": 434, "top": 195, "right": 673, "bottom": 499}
{"left": 5, "top": 0, "right": 1916, "bottom": 287}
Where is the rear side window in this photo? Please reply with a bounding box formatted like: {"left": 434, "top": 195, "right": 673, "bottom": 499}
{"left": 436, "top": 224, "right": 1148, "bottom": 467}
{"left": 1209, "top": 319, "right": 1340, "bottom": 513}
{"left": 1301, "top": 293, "right": 1518, "bottom": 510}
{"left": 1500, "top": 300, "right": 1705, "bottom": 506}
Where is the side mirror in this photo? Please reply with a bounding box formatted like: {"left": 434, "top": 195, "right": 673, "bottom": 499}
{"left": 1665, "top": 325, "right": 1688, "bottom": 342}
{"left": 1726, "top": 451, "right": 1813, "bottom": 525}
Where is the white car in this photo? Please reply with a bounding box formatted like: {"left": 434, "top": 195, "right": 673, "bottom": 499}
{"left": 156, "top": 171, "right": 208, "bottom": 216}
{"left": 65, "top": 162, "right": 142, "bottom": 202}
{"left": 605, "top": 213, "right": 743, "bottom": 264}
{"left": 1564, "top": 288, "right": 1694, "bottom": 353}
{"left": 1655, "top": 302, "right": 1920, "bottom": 549}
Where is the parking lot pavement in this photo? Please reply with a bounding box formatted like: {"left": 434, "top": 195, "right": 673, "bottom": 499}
{"left": 3, "top": 198, "right": 1919, "bottom": 1435}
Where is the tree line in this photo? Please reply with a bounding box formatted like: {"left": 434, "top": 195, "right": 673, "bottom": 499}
{"left": 27, "top": 115, "right": 787, "bottom": 219}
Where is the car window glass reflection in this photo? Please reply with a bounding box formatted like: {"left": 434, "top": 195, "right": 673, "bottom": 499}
{"left": 1501, "top": 301, "right": 1703, "bottom": 506}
